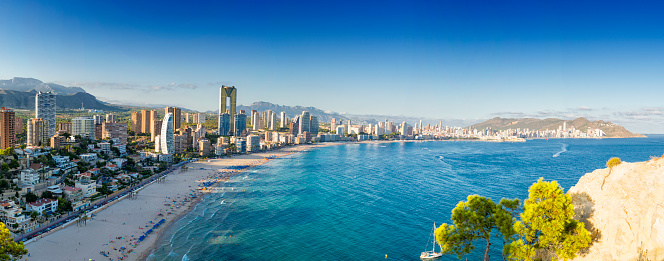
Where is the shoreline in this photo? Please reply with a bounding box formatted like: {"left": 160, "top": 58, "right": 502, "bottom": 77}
{"left": 137, "top": 143, "right": 341, "bottom": 260}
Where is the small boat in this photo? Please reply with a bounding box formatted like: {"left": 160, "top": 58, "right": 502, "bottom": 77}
{"left": 420, "top": 223, "right": 443, "bottom": 259}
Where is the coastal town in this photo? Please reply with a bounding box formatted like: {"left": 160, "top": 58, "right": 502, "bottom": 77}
{"left": 0, "top": 86, "right": 616, "bottom": 260}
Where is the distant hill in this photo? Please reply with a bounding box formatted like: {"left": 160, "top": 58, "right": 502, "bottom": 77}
{"left": 0, "top": 89, "right": 123, "bottom": 111}
{"left": 0, "top": 77, "right": 86, "bottom": 95}
{"left": 469, "top": 117, "right": 645, "bottom": 138}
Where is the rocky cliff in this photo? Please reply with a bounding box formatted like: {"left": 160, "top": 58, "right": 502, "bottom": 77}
{"left": 569, "top": 156, "right": 664, "bottom": 260}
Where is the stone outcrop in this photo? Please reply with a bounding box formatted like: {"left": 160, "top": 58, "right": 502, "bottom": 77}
{"left": 569, "top": 157, "right": 664, "bottom": 260}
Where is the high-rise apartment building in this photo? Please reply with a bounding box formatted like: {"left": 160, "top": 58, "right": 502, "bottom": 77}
{"left": 93, "top": 115, "right": 103, "bottom": 125}
{"left": 151, "top": 120, "right": 162, "bottom": 141}
{"left": 0, "top": 108, "right": 16, "bottom": 149}
{"left": 234, "top": 113, "right": 247, "bottom": 137}
{"left": 299, "top": 111, "right": 310, "bottom": 135}
{"left": 269, "top": 112, "right": 277, "bottom": 130}
{"left": 131, "top": 112, "right": 142, "bottom": 133}
{"left": 102, "top": 122, "right": 128, "bottom": 145}
{"left": 218, "top": 86, "right": 237, "bottom": 135}
{"left": 331, "top": 118, "right": 337, "bottom": 132}
{"left": 280, "top": 112, "right": 287, "bottom": 128}
{"left": 160, "top": 113, "right": 174, "bottom": 154}
{"left": 106, "top": 113, "right": 117, "bottom": 123}
{"left": 142, "top": 110, "right": 154, "bottom": 133}
{"left": 58, "top": 122, "right": 72, "bottom": 134}
{"left": 27, "top": 118, "right": 49, "bottom": 147}
{"left": 14, "top": 118, "right": 23, "bottom": 135}
{"left": 309, "top": 115, "right": 319, "bottom": 135}
{"left": 219, "top": 113, "right": 231, "bottom": 136}
{"left": 251, "top": 111, "right": 259, "bottom": 131}
{"left": 165, "top": 107, "right": 181, "bottom": 131}
{"left": 72, "top": 117, "right": 96, "bottom": 139}
{"left": 35, "top": 91, "right": 56, "bottom": 137}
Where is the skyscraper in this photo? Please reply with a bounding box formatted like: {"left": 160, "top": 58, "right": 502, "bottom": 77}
{"left": 93, "top": 115, "right": 103, "bottom": 125}
{"left": 0, "top": 108, "right": 16, "bottom": 149}
{"left": 131, "top": 112, "right": 142, "bottom": 133}
{"left": 219, "top": 113, "right": 231, "bottom": 136}
{"left": 309, "top": 115, "right": 319, "bottom": 135}
{"left": 160, "top": 113, "right": 174, "bottom": 154}
{"left": 299, "top": 111, "right": 310, "bottom": 135}
{"left": 251, "top": 111, "right": 259, "bottom": 131}
{"left": 218, "top": 86, "right": 237, "bottom": 135}
{"left": 280, "top": 112, "right": 286, "bottom": 128}
{"left": 269, "top": 112, "right": 277, "bottom": 130}
{"left": 27, "top": 118, "right": 45, "bottom": 146}
{"left": 142, "top": 110, "right": 154, "bottom": 133}
{"left": 151, "top": 120, "right": 162, "bottom": 141}
{"left": 331, "top": 118, "right": 337, "bottom": 132}
{"left": 165, "top": 107, "right": 181, "bottom": 131}
{"left": 35, "top": 91, "right": 56, "bottom": 137}
{"left": 234, "top": 113, "right": 247, "bottom": 137}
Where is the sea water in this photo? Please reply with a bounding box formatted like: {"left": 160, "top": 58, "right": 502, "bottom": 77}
{"left": 149, "top": 135, "right": 664, "bottom": 260}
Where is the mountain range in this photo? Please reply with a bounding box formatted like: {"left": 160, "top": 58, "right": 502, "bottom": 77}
{"left": 469, "top": 117, "right": 644, "bottom": 138}
{"left": 0, "top": 77, "right": 122, "bottom": 111}
{"left": 0, "top": 77, "right": 85, "bottom": 95}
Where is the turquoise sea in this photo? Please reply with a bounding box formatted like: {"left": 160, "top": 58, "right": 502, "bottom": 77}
{"left": 148, "top": 135, "right": 664, "bottom": 260}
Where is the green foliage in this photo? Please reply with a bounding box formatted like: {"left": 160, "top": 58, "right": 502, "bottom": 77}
{"left": 0, "top": 222, "right": 28, "bottom": 260}
{"left": 435, "top": 195, "right": 520, "bottom": 261}
{"left": 606, "top": 157, "right": 621, "bottom": 169}
{"left": 40, "top": 191, "right": 54, "bottom": 199}
{"left": 7, "top": 160, "right": 18, "bottom": 170}
{"left": 0, "top": 164, "right": 8, "bottom": 172}
{"left": 0, "top": 147, "right": 14, "bottom": 156}
{"left": 57, "top": 197, "right": 72, "bottom": 214}
{"left": 506, "top": 178, "right": 591, "bottom": 261}
{"left": 24, "top": 192, "right": 38, "bottom": 203}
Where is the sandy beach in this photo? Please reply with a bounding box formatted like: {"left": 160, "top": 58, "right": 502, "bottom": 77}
{"left": 23, "top": 143, "right": 335, "bottom": 261}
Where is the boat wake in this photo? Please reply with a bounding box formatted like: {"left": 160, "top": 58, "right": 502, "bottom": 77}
{"left": 553, "top": 144, "right": 568, "bottom": 157}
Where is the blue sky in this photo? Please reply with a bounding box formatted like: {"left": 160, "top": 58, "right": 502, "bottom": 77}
{"left": 1, "top": 1, "right": 663, "bottom": 133}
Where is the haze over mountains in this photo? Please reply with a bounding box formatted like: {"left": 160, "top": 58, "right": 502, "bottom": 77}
{"left": 0, "top": 77, "right": 645, "bottom": 136}
{"left": 0, "top": 77, "right": 85, "bottom": 95}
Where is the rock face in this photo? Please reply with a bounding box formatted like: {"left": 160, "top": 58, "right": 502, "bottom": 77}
{"left": 569, "top": 157, "right": 664, "bottom": 260}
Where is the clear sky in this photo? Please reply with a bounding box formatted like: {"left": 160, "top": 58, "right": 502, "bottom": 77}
{"left": 1, "top": 1, "right": 663, "bottom": 133}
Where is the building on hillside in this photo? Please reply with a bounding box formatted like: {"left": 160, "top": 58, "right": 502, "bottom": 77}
{"left": 26, "top": 198, "right": 58, "bottom": 215}
{"left": 35, "top": 91, "right": 56, "bottom": 137}
{"left": 20, "top": 169, "right": 40, "bottom": 185}
{"left": 75, "top": 179, "right": 97, "bottom": 198}
{"left": 0, "top": 107, "right": 16, "bottom": 149}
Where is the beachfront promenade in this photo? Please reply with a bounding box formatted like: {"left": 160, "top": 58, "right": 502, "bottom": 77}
{"left": 16, "top": 160, "right": 192, "bottom": 243}
{"left": 22, "top": 145, "right": 321, "bottom": 261}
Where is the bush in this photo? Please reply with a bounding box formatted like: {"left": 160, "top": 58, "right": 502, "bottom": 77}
{"left": 606, "top": 157, "right": 622, "bottom": 169}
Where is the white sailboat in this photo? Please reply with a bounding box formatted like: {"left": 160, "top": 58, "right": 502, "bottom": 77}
{"left": 420, "top": 223, "right": 443, "bottom": 259}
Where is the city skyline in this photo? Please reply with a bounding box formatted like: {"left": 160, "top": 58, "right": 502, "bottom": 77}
{"left": 1, "top": 1, "right": 664, "bottom": 133}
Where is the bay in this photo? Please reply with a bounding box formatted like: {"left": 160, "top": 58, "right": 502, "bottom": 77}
{"left": 149, "top": 135, "right": 664, "bottom": 260}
